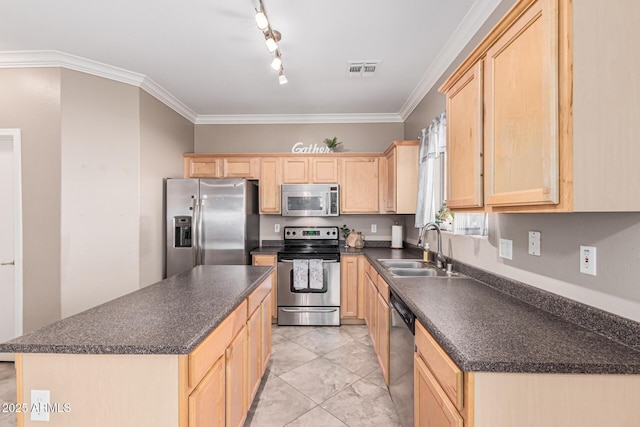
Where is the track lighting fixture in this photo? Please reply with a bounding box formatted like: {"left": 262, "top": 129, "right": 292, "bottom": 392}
{"left": 255, "top": 0, "right": 288, "bottom": 84}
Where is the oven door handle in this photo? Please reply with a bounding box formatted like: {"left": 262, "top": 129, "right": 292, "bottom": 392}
{"left": 280, "top": 308, "right": 339, "bottom": 313}
{"left": 279, "top": 259, "right": 338, "bottom": 263}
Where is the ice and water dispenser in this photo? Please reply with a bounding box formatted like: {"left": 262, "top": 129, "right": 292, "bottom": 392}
{"left": 174, "top": 216, "right": 192, "bottom": 248}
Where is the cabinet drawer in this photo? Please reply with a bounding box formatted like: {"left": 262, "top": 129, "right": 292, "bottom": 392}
{"left": 376, "top": 276, "right": 389, "bottom": 304}
{"left": 247, "top": 277, "right": 272, "bottom": 316}
{"left": 189, "top": 300, "right": 247, "bottom": 388}
{"left": 415, "top": 321, "right": 464, "bottom": 410}
{"left": 414, "top": 353, "right": 463, "bottom": 427}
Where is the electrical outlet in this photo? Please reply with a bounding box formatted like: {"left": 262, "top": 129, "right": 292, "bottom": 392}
{"left": 580, "top": 245, "right": 597, "bottom": 276}
{"left": 371, "top": 224, "right": 377, "bottom": 233}
{"left": 528, "top": 231, "right": 541, "bottom": 256}
{"left": 30, "top": 389, "right": 50, "bottom": 421}
{"left": 499, "top": 238, "right": 513, "bottom": 260}
{"left": 274, "top": 224, "right": 280, "bottom": 233}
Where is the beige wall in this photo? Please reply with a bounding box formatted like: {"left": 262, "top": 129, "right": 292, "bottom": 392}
{"left": 403, "top": 0, "right": 640, "bottom": 322}
{"left": 0, "top": 68, "right": 62, "bottom": 333}
{"left": 60, "top": 70, "right": 141, "bottom": 317}
{"left": 139, "top": 91, "right": 194, "bottom": 286}
{"left": 195, "top": 122, "right": 403, "bottom": 154}
{"left": 0, "top": 67, "right": 194, "bottom": 329}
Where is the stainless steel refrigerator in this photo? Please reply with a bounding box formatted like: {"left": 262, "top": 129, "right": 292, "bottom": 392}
{"left": 164, "top": 178, "right": 260, "bottom": 278}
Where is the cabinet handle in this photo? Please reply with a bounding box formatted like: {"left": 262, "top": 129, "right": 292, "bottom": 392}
{"left": 1, "top": 260, "right": 15, "bottom": 266}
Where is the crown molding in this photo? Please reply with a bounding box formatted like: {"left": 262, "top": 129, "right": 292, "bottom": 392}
{"left": 398, "top": 0, "right": 504, "bottom": 120}
{"left": 0, "top": 50, "right": 198, "bottom": 123}
{"left": 196, "top": 113, "right": 403, "bottom": 125}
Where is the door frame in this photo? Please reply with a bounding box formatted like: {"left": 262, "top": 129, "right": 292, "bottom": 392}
{"left": 1, "top": 128, "right": 24, "bottom": 341}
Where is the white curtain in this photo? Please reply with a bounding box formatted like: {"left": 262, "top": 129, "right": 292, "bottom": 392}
{"left": 415, "top": 112, "right": 446, "bottom": 228}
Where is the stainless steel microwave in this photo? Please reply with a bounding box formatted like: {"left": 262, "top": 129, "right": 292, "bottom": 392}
{"left": 281, "top": 184, "right": 339, "bottom": 216}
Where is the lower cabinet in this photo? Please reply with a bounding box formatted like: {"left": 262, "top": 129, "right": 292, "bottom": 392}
{"left": 188, "top": 356, "right": 226, "bottom": 427}
{"left": 252, "top": 254, "right": 278, "bottom": 321}
{"left": 226, "top": 324, "right": 248, "bottom": 427}
{"left": 184, "top": 277, "right": 272, "bottom": 427}
{"left": 363, "top": 258, "right": 390, "bottom": 385}
{"left": 340, "top": 255, "right": 361, "bottom": 320}
{"left": 414, "top": 320, "right": 468, "bottom": 427}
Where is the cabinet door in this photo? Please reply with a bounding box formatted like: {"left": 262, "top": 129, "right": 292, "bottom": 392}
{"left": 282, "top": 158, "right": 309, "bottom": 183}
{"left": 366, "top": 273, "right": 378, "bottom": 349}
{"left": 446, "top": 61, "right": 484, "bottom": 209}
{"left": 376, "top": 292, "right": 390, "bottom": 386}
{"left": 261, "top": 292, "right": 272, "bottom": 372}
{"left": 186, "top": 158, "right": 221, "bottom": 178}
{"left": 311, "top": 157, "right": 339, "bottom": 183}
{"left": 384, "top": 150, "right": 397, "bottom": 213}
{"left": 484, "top": 0, "right": 559, "bottom": 207}
{"left": 247, "top": 308, "right": 262, "bottom": 404}
{"left": 189, "top": 356, "right": 225, "bottom": 427}
{"left": 225, "top": 325, "right": 247, "bottom": 427}
{"left": 259, "top": 158, "right": 281, "bottom": 214}
{"left": 414, "top": 354, "right": 463, "bottom": 427}
{"left": 340, "top": 256, "right": 359, "bottom": 319}
{"left": 223, "top": 158, "right": 259, "bottom": 179}
{"left": 340, "top": 157, "right": 380, "bottom": 213}
{"left": 252, "top": 254, "right": 278, "bottom": 321}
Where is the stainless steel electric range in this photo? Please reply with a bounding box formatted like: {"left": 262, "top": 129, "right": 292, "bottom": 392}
{"left": 276, "top": 226, "right": 341, "bottom": 326}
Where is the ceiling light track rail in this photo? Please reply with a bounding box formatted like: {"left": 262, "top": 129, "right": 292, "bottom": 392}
{"left": 255, "top": 0, "right": 287, "bottom": 85}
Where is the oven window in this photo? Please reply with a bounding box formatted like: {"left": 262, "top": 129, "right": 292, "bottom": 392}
{"left": 287, "top": 196, "right": 324, "bottom": 211}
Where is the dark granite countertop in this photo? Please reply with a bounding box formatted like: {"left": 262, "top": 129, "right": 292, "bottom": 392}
{"left": 0, "top": 265, "right": 272, "bottom": 355}
{"left": 362, "top": 247, "right": 640, "bottom": 374}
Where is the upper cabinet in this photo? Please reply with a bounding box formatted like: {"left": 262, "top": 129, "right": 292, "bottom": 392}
{"left": 281, "top": 157, "right": 339, "bottom": 184}
{"left": 340, "top": 157, "right": 380, "bottom": 214}
{"left": 441, "top": 0, "right": 640, "bottom": 212}
{"left": 259, "top": 158, "right": 281, "bottom": 214}
{"left": 184, "top": 154, "right": 259, "bottom": 179}
{"left": 382, "top": 140, "right": 419, "bottom": 214}
{"left": 445, "top": 62, "right": 484, "bottom": 209}
{"left": 484, "top": 0, "right": 559, "bottom": 207}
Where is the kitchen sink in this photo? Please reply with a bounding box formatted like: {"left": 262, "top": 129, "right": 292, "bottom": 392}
{"left": 378, "top": 259, "right": 428, "bottom": 269}
{"left": 388, "top": 267, "right": 449, "bottom": 277}
{"left": 377, "top": 259, "right": 460, "bottom": 278}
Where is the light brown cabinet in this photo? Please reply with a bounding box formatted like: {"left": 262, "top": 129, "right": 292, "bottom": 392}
{"left": 252, "top": 254, "right": 278, "bottom": 320}
{"left": 282, "top": 157, "right": 339, "bottom": 184}
{"left": 225, "top": 324, "right": 247, "bottom": 427}
{"left": 442, "top": 0, "right": 640, "bottom": 213}
{"left": 445, "top": 62, "right": 484, "bottom": 209}
{"left": 339, "top": 255, "right": 360, "bottom": 320}
{"left": 363, "top": 259, "right": 390, "bottom": 385}
{"left": 483, "top": 0, "right": 559, "bottom": 207}
{"left": 183, "top": 155, "right": 259, "bottom": 179}
{"left": 414, "top": 320, "right": 468, "bottom": 427}
{"left": 340, "top": 157, "right": 380, "bottom": 214}
{"left": 188, "top": 356, "right": 225, "bottom": 427}
{"left": 382, "top": 141, "right": 420, "bottom": 214}
{"left": 259, "top": 158, "right": 281, "bottom": 214}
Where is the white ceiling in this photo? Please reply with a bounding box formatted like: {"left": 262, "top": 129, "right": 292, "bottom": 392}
{"left": 0, "top": 0, "right": 503, "bottom": 123}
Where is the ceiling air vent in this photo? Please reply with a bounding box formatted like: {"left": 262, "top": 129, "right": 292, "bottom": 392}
{"left": 347, "top": 61, "right": 380, "bottom": 78}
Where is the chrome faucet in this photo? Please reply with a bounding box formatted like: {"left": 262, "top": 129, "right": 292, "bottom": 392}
{"left": 417, "top": 222, "right": 447, "bottom": 269}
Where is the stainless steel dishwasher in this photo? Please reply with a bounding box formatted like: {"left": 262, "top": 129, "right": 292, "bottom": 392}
{"left": 389, "top": 291, "right": 415, "bottom": 427}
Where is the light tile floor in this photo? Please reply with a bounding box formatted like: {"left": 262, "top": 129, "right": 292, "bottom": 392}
{"left": 0, "top": 361, "right": 17, "bottom": 427}
{"left": 0, "top": 326, "right": 400, "bottom": 427}
{"left": 244, "top": 325, "right": 400, "bottom": 427}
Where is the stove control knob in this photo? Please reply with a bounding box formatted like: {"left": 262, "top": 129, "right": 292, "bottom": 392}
{"left": 292, "top": 231, "right": 296, "bottom": 235}
{"left": 326, "top": 231, "right": 330, "bottom": 235}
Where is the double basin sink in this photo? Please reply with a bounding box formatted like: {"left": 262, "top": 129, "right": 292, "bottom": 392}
{"left": 378, "top": 259, "right": 455, "bottom": 278}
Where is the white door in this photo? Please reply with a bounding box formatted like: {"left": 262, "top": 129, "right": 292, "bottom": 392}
{"left": 0, "top": 129, "right": 23, "bottom": 361}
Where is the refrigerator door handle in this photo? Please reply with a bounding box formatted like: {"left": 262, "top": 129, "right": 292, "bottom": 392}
{"left": 198, "top": 199, "right": 205, "bottom": 265}
{"left": 192, "top": 197, "right": 199, "bottom": 267}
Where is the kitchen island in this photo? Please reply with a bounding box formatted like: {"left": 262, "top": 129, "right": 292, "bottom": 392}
{"left": 0, "top": 265, "right": 273, "bottom": 427}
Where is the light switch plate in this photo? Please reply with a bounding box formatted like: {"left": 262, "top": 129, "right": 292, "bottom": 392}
{"left": 528, "top": 231, "right": 541, "bottom": 256}
{"left": 274, "top": 224, "right": 280, "bottom": 233}
{"left": 580, "top": 245, "right": 597, "bottom": 275}
{"left": 371, "top": 224, "right": 377, "bottom": 233}
{"left": 499, "top": 239, "right": 513, "bottom": 260}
